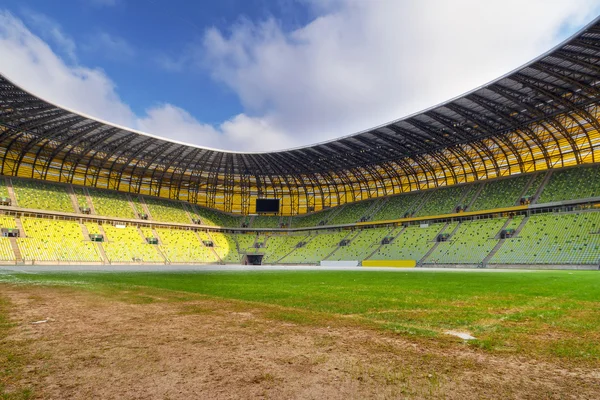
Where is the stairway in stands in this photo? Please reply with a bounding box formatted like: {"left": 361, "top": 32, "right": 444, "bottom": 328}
{"left": 5, "top": 178, "right": 17, "bottom": 206}
{"left": 531, "top": 170, "right": 553, "bottom": 204}
{"left": 419, "top": 222, "right": 461, "bottom": 265}
{"left": 9, "top": 237, "right": 22, "bottom": 264}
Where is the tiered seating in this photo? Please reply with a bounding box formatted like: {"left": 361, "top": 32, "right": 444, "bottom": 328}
{"left": 18, "top": 218, "right": 101, "bottom": 262}
{"left": 524, "top": 172, "right": 546, "bottom": 198}
{"left": 0, "top": 238, "right": 15, "bottom": 261}
{"left": 291, "top": 208, "right": 333, "bottom": 228}
{"left": 262, "top": 234, "right": 307, "bottom": 264}
{"left": 0, "top": 215, "right": 17, "bottom": 261}
{"left": 505, "top": 215, "right": 524, "bottom": 231}
{"left": 469, "top": 175, "right": 530, "bottom": 211}
{"left": 139, "top": 227, "right": 154, "bottom": 239}
{"left": 235, "top": 234, "right": 257, "bottom": 253}
{"left": 84, "top": 222, "right": 102, "bottom": 235}
{"left": 12, "top": 179, "right": 74, "bottom": 213}
{"left": 252, "top": 216, "right": 281, "bottom": 229}
{"left": 491, "top": 212, "right": 600, "bottom": 265}
{"left": 190, "top": 205, "right": 241, "bottom": 227}
{"left": 415, "top": 186, "right": 465, "bottom": 217}
{"left": 0, "top": 178, "right": 9, "bottom": 198}
{"left": 460, "top": 184, "right": 480, "bottom": 209}
{"left": 327, "top": 200, "right": 376, "bottom": 225}
{"left": 0, "top": 215, "right": 16, "bottom": 229}
{"left": 102, "top": 224, "right": 163, "bottom": 263}
{"left": 209, "top": 232, "right": 242, "bottom": 263}
{"left": 279, "top": 231, "right": 348, "bottom": 264}
{"left": 538, "top": 165, "right": 600, "bottom": 203}
{"left": 424, "top": 218, "right": 506, "bottom": 264}
{"left": 369, "top": 223, "right": 446, "bottom": 261}
{"left": 371, "top": 192, "right": 422, "bottom": 221}
{"left": 88, "top": 188, "right": 136, "bottom": 219}
{"left": 143, "top": 196, "right": 191, "bottom": 224}
{"left": 155, "top": 228, "right": 218, "bottom": 263}
{"left": 129, "top": 195, "right": 146, "bottom": 217}
{"left": 73, "top": 187, "right": 89, "bottom": 211}
{"left": 196, "top": 231, "right": 212, "bottom": 243}
{"left": 329, "top": 228, "right": 391, "bottom": 261}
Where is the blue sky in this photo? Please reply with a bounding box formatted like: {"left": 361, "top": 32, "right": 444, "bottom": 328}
{"left": 1, "top": 0, "right": 599, "bottom": 151}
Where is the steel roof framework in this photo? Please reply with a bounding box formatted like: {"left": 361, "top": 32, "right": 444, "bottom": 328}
{"left": 1, "top": 18, "right": 600, "bottom": 215}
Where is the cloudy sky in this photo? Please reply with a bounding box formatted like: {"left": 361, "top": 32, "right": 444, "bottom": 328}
{"left": 1, "top": 0, "right": 599, "bottom": 151}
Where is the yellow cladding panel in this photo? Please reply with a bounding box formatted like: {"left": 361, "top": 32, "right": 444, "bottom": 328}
{"left": 362, "top": 260, "right": 416, "bottom": 268}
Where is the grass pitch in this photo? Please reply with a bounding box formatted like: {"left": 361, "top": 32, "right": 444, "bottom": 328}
{"left": 3, "top": 269, "right": 600, "bottom": 361}
{"left": 2, "top": 269, "right": 600, "bottom": 399}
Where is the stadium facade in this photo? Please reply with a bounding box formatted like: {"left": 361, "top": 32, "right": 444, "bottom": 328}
{"left": 2, "top": 18, "right": 600, "bottom": 216}
{"left": 1, "top": 17, "right": 600, "bottom": 268}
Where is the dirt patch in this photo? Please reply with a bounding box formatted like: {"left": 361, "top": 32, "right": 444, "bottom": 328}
{"left": 2, "top": 284, "right": 599, "bottom": 399}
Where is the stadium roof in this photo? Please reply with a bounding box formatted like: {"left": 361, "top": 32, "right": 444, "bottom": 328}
{"left": 2, "top": 15, "right": 600, "bottom": 213}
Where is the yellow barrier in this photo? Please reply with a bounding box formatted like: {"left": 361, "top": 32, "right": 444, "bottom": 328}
{"left": 362, "top": 260, "right": 416, "bottom": 268}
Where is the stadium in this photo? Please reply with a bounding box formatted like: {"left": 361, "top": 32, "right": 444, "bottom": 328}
{"left": 1, "top": 7, "right": 600, "bottom": 400}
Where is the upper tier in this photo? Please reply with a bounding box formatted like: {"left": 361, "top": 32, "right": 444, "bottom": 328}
{"left": 2, "top": 162, "right": 600, "bottom": 228}
{"left": 2, "top": 16, "right": 600, "bottom": 215}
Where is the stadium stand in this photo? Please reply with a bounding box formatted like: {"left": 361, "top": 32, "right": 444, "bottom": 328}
{"left": 537, "top": 165, "right": 600, "bottom": 204}
{"left": 155, "top": 228, "right": 218, "bottom": 263}
{"left": 424, "top": 218, "right": 506, "bottom": 264}
{"left": 0, "top": 215, "right": 17, "bottom": 229}
{"left": 262, "top": 234, "right": 308, "bottom": 264}
{"left": 189, "top": 205, "right": 241, "bottom": 227}
{"left": 328, "top": 228, "right": 391, "bottom": 261}
{"left": 234, "top": 233, "right": 257, "bottom": 253}
{"left": 88, "top": 188, "right": 137, "bottom": 219}
{"left": 84, "top": 222, "right": 102, "bottom": 235}
{"left": 414, "top": 186, "right": 465, "bottom": 217}
{"left": 12, "top": 179, "right": 74, "bottom": 213}
{"left": 139, "top": 226, "right": 154, "bottom": 239}
{"left": 129, "top": 195, "right": 146, "bottom": 218}
{"left": 490, "top": 212, "right": 600, "bottom": 265}
{"left": 209, "top": 232, "right": 243, "bottom": 263}
{"left": 143, "top": 196, "right": 191, "bottom": 224}
{"left": 73, "top": 187, "right": 89, "bottom": 211}
{"left": 460, "top": 184, "right": 480, "bottom": 208}
{"left": 327, "top": 200, "right": 376, "bottom": 225}
{"left": 4, "top": 19, "right": 600, "bottom": 271}
{"left": 469, "top": 175, "right": 530, "bottom": 211}
{"left": 279, "top": 230, "right": 349, "bottom": 264}
{"left": 369, "top": 223, "right": 447, "bottom": 262}
{"left": 0, "top": 238, "right": 15, "bottom": 261}
{"left": 18, "top": 218, "right": 101, "bottom": 262}
{"left": 252, "top": 216, "right": 281, "bottom": 229}
{"left": 371, "top": 192, "right": 422, "bottom": 221}
{"left": 291, "top": 209, "right": 333, "bottom": 228}
{"left": 101, "top": 224, "right": 163, "bottom": 263}
{"left": 0, "top": 215, "right": 16, "bottom": 261}
{"left": 0, "top": 179, "right": 9, "bottom": 199}
{"left": 523, "top": 172, "right": 546, "bottom": 199}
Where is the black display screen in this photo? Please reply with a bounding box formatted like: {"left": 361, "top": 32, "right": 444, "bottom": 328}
{"left": 256, "top": 198, "right": 280, "bottom": 213}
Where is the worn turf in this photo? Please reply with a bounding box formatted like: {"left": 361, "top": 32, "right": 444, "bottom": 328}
{"left": 2, "top": 270, "right": 600, "bottom": 362}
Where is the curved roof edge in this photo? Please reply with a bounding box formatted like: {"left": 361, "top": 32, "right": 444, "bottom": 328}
{"left": 1, "top": 14, "right": 599, "bottom": 155}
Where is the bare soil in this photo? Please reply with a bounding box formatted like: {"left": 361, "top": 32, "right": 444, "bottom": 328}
{"left": 1, "top": 284, "right": 599, "bottom": 399}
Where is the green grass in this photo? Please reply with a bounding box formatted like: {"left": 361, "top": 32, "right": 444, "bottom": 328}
{"left": 2, "top": 270, "right": 600, "bottom": 362}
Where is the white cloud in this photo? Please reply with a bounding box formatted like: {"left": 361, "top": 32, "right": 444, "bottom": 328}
{"left": 202, "top": 0, "right": 600, "bottom": 146}
{"left": 136, "top": 104, "right": 291, "bottom": 151}
{"left": 1, "top": 2, "right": 600, "bottom": 152}
{"left": 22, "top": 9, "right": 78, "bottom": 62}
{"left": 0, "top": 10, "right": 286, "bottom": 152}
{"left": 0, "top": 10, "right": 135, "bottom": 126}
{"left": 84, "top": 32, "right": 136, "bottom": 61}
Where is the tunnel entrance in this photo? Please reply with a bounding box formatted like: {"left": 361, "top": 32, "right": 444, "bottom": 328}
{"left": 245, "top": 254, "right": 264, "bottom": 265}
